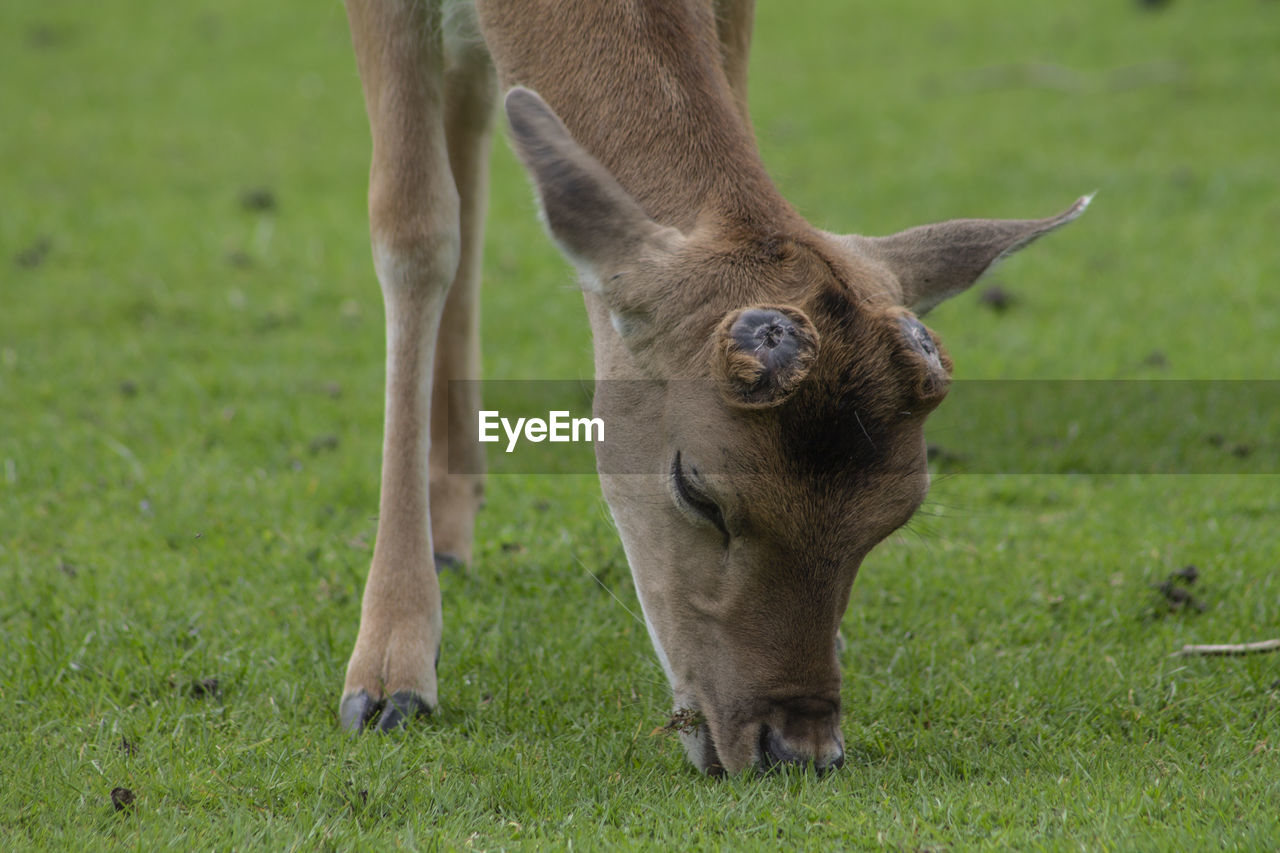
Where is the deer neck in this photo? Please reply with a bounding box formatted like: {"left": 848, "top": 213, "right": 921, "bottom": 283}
{"left": 476, "top": 0, "right": 800, "bottom": 234}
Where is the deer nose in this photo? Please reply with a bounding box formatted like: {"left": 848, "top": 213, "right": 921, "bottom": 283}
{"left": 759, "top": 724, "right": 845, "bottom": 774}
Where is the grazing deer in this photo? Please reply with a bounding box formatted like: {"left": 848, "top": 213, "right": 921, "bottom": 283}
{"left": 337, "top": 0, "right": 1087, "bottom": 774}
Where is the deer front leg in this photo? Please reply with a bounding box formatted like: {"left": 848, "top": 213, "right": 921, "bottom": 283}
{"left": 427, "top": 37, "right": 497, "bottom": 569}
{"left": 340, "top": 0, "right": 458, "bottom": 733}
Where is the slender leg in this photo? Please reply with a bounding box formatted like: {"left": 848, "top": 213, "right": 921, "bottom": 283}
{"left": 714, "top": 0, "right": 756, "bottom": 125}
{"left": 428, "top": 36, "right": 497, "bottom": 568}
{"left": 340, "top": 0, "right": 459, "bottom": 732}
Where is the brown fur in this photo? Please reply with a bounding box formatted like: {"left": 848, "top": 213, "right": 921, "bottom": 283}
{"left": 337, "top": 0, "right": 1086, "bottom": 771}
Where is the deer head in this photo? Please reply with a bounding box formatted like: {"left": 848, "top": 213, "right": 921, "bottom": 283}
{"left": 506, "top": 85, "right": 1085, "bottom": 774}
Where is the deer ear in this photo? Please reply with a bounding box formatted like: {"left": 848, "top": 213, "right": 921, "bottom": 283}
{"left": 504, "top": 87, "right": 680, "bottom": 278}
{"left": 713, "top": 305, "right": 820, "bottom": 408}
{"left": 848, "top": 195, "right": 1092, "bottom": 315}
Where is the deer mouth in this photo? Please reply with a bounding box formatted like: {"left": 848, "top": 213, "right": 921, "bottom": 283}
{"left": 676, "top": 699, "right": 847, "bottom": 775}
{"left": 677, "top": 711, "right": 772, "bottom": 776}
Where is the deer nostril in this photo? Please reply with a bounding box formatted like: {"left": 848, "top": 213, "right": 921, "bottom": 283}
{"left": 759, "top": 725, "right": 800, "bottom": 768}
{"left": 759, "top": 725, "right": 845, "bottom": 774}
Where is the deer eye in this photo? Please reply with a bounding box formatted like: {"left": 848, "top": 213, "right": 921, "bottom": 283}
{"left": 671, "top": 452, "right": 730, "bottom": 540}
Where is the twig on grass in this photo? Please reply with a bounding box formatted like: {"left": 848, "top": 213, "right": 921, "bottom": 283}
{"left": 1172, "top": 639, "right": 1280, "bottom": 657}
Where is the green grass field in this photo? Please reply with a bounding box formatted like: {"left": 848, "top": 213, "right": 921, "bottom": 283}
{"left": 3, "top": 0, "right": 1278, "bottom": 848}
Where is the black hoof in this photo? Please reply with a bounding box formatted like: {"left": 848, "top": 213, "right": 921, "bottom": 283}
{"left": 378, "top": 690, "right": 431, "bottom": 732}
{"left": 339, "top": 689, "right": 433, "bottom": 733}
{"left": 434, "top": 552, "right": 463, "bottom": 573}
{"left": 339, "top": 690, "right": 380, "bottom": 733}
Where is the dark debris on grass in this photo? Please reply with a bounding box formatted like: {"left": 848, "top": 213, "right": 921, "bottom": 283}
{"left": 226, "top": 250, "right": 254, "bottom": 269}
{"left": 308, "top": 434, "right": 340, "bottom": 455}
{"left": 27, "top": 25, "right": 76, "bottom": 49}
{"left": 1141, "top": 349, "right": 1169, "bottom": 369}
{"left": 188, "top": 677, "right": 221, "bottom": 699}
{"left": 110, "top": 787, "right": 135, "bottom": 813}
{"left": 927, "top": 443, "right": 968, "bottom": 471}
{"left": 239, "top": 187, "right": 277, "bottom": 213}
{"left": 1152, "top": 564, "right": 1206, "bottom": 614}
{"left": 13, "top": 237, "right": 51, "bottom": 269}
{"left": 978, "top": 284, "right": 1016, "bottom": 313}
{"left": 1202, "top": 434, "right": 1255, "bottom": 458}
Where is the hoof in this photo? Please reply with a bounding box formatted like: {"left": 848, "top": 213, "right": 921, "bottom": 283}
{"left": 378, "top": 690, "right": 432, "bottom": 732}
{"left": 339, "top": 689, "right": 432, "bottom": 734}
{"left": 339, "top": 689, "right": 380, "bottom": 733}
{"left": 434, "top": 552, "right": 463, "bottom": 573}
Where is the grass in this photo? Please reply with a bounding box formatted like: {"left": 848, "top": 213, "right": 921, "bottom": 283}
{"left": 2, "top": 0, "right": 1278, "bottom": 848}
